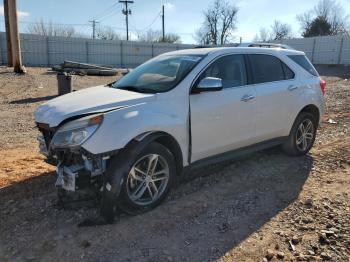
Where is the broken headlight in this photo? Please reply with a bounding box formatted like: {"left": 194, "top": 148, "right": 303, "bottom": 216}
{"left": 51, "top": 114, "right": 103, "bottom": 148}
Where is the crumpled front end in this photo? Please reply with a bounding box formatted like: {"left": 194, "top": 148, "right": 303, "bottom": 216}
{"left": 36, "top": 120, "right": 113, "bottom": 197}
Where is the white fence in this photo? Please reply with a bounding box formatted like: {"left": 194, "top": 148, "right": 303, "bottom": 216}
{"left": 0, "top": 32, "right": 195, "bottom": 68}
{"left": 274, "top": 35, "right": 350, "bottom": 65}
{"left": 0, "top": 33, "right": 349, "bottom": 67}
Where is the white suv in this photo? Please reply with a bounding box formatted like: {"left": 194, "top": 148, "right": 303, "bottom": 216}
{"left": 35, "top": 47, "right": 325, "bottom": 221}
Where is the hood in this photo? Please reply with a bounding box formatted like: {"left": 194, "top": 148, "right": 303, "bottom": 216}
{"left": 35, "top": 85, "right": 155, "bottom": 127}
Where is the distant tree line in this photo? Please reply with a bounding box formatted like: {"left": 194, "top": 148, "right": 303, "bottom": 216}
{"left": 26, "top": 20, "right": 181, "bottom": 43}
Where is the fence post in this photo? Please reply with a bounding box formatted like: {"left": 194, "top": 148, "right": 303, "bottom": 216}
{"left": 311, "top": 38, "right": 316, "bottom": 63}
{"left": 86, "top": 40, "right": 89, "bottom": 63}
{"left": 0, "top": 33, "right": 2, "bottom": 65}
{"left": 46, "top": 36, "right": 50, "bottom": 67}
{"left": 338, "top": 37, "right": 344, "bottom": 65}
{"left": 120, "top": 41, "right": 123, "bottom": 68}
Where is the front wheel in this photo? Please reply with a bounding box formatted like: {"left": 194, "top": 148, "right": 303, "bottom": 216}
{"left": 282, "top": 112, "right": 317, "bottom": 156}
{"left": 114, "top": 142, "right": 176, "bottom": 215}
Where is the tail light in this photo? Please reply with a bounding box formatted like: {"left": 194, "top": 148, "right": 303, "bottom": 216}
{"left": 320, "top": 79, "right": 326, "bottom": 95}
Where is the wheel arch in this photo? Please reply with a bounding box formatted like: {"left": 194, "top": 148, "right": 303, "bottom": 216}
{"left": 298, "top": 104, "right": 320, "bottom": 126}
{"left": 130, "top": 131, "right": 184, "bottom": 176}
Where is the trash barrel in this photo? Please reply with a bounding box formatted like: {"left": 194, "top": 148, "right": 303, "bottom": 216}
{"left": 57, "top": 72, "right": 73, "bottom": 95}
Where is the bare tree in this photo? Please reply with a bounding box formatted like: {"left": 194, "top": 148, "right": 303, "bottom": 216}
{"left": 296, "top": 11, "right": 313, "bottom": 34}
{"left": 254, "top": 28, "right": 271, "bottom": 42}
{"left": 297, "top": 0, "right": 349, "bottom": 37}
{"left": 197, "top": 0, "right": 238, "bottom": 45}
{"left": 96, "top": 26, "right": 120, "bottom": 40}
{"left": 254, "top": 20, "right": 292, "bottom": 42}
{"left": 138, "top": 29, "right": 181, "bottom": 43}
{"left": 270, "top": 20, "right": 292, "bottom": 40}
{"left": 27, "top": 20, "right": 77, "bottom": 37}
{"left": 194, "top": 27, "right": 211, "bottom": 45}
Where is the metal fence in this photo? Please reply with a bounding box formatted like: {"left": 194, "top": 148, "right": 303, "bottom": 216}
{"left": 0, "top": 32, "right": 195, "bottom": 68}
{"left": 1, "top": 32, "right": 350, "bottom": 67}
{"left": 274, "top": 35, "right": 350, "bottom": 65}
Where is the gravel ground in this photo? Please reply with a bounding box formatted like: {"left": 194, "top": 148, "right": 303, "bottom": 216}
{"left": 0, "top": 65, "right": 349, "bottom": 262}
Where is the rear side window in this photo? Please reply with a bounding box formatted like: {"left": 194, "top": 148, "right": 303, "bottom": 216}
{"left": 288, "top": 55, "right": 318, "bottom": 76}
{"left": 199, "top": 54, "right": 247, "bottom": 88}
{"left": 248, "top": 54, "right": 286, "bottom": 84}
{"left": 282, "top": 63, "right": 295, "bottom": 80}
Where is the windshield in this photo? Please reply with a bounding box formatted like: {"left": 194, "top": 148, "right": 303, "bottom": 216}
{"left": 112, "top": 54, "right": 204, "bottom": 93}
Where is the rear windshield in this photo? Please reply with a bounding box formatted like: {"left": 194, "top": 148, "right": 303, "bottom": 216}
{"left": 288, "top": 55, "right": 318, "bottom": 76}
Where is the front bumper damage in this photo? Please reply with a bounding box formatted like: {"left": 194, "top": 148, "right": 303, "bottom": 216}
{"left": 37, "top": 124, "right": 114, "bottom": 198}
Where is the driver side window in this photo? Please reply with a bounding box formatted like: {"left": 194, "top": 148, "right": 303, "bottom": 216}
{"left": 199, "top": 54, "right": 247, "bottom": 89}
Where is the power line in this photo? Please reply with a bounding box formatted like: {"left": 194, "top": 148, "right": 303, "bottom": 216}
{"left": 98, "top": 9, "right": 120, "bottom": 22}
{"left": 129, "top": 10, "right": 161, "bottom": 33}
{"left": 90, "top": 2, "right": 120, "bottom": 21}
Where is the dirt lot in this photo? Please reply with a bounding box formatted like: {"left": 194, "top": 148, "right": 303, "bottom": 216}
{"left": 0, "top": 66, "right": 349, "bottom": 262}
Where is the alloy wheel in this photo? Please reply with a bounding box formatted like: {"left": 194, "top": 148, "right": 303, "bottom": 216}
{"left": 126, "top": 154, "right": 170, "bottom": 206}
{"left": 295, "top": 119, "right": 314, "bottom": 151}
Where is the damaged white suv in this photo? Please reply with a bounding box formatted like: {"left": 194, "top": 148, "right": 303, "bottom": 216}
{"left": 35, "top": 46, "right": 325, "bottom": 221}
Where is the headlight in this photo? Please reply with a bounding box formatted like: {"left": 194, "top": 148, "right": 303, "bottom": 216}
{"left": 51, "top": 114, "right": 103, "bottom": 148}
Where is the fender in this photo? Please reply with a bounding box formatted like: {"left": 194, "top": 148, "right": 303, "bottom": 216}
{"left": 82, "top": 96, "right": 190, "bottom": 164}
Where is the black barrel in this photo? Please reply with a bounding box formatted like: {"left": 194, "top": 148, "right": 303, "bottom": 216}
{"left": 57, "top": 72, "right": 73, "bottom": 95}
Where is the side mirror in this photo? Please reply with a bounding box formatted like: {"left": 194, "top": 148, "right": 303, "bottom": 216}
{"left": 193, "top": 77, "right": 223, "bottom": 93}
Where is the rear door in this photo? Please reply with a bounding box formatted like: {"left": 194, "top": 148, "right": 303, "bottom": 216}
{"left": 247, "top": 54, "right": 299, "bottom": 141}
{"left": 190, "top": 54, "right": 258, "bottom": 162}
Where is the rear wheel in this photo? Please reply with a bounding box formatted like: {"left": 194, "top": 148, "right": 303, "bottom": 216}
{"left": 114, "top": 142, "right": 176, "bottom": 215}
{"left": 282, "top": 112, "right": 317, "bottom": 156}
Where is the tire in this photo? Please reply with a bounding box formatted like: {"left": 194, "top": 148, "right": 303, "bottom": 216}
{"left": 282, "top": 112, "right": 317, "bottom": 156}
{"left": 107, "top": 142, "right": 176, "bottom": 215}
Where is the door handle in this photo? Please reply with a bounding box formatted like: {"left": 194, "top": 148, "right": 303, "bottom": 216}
{"left": 241, "top": 94, "right": 255, "bottom": 102}
{"left": 287, "top": 85, "right": 298, "bottom": 91}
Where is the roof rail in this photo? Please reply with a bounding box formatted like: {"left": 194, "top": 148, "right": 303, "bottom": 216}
{"left": 194, "top": 43, "right": 294, "bottom": 50}
{"left": 243, "top": 42, "right": 294, "bottom": 50}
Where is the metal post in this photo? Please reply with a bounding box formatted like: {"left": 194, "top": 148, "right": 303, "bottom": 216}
{"left": 0, "top": 33, "right": 2, "bottom": 65}
{"left": 338, "top": 37, "right": 344, "bottom": 65}
{"left": 311, "top": 38, "right": 316, "bottom": 63}
{"left": 120, "top": 41, "right": 123, "bottom": 68}
{"left": 86, "top": 41, "right": 89, "bottom": 63}
{"left": 46, "top": 36, "right": 50, "bottom": 66}
{"left": 162, "top": 5, "right": 165, "bottom": 42}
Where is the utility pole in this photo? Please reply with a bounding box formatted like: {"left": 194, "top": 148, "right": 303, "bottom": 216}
{"left": 7, "top": 0, "right": 25, "bottom": 73}
{"left": 162, "top": 5, "right": 165, "bottom": 42}
{"left": 119, "top": 0, "right": 134, "bottom": 40}
{"left": 3, "top": 0, "right": 12, "bottom": 66}
{"left": 89, "top": 20, "right": 99, "bottom": 39}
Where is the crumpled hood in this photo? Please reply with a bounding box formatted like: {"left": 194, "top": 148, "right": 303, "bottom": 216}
{"left": 34, "top": 85, "right": 155, "bottom": 127}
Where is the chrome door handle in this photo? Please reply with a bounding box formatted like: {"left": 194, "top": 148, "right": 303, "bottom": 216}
{"left": 287, "top": 85, "right": 298, "bottom": 91}
{"left": 241, "top": 94, "right": 255, "bottom": 102}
